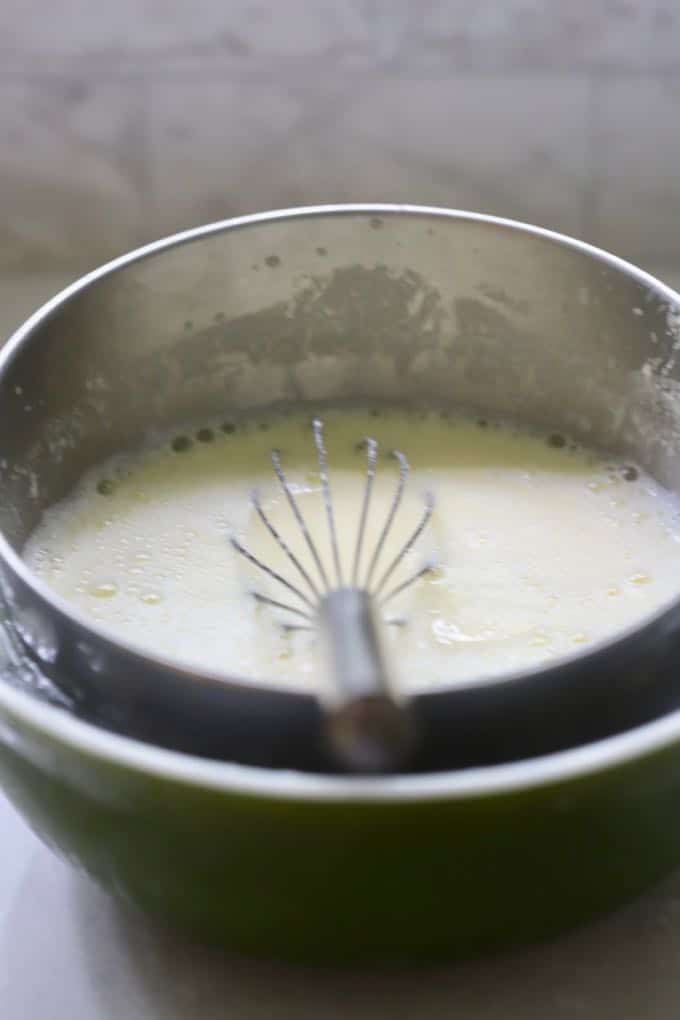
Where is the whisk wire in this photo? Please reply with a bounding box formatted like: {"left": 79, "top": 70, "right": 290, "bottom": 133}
{"left": 251, "top": 591, "right": 314, "bottom": 621}
{"left": 351, "top": 437, "right": 378, "bottom": 585}
{"left": 363, "top": 449, "right": 409, "bottom": 590}
{"left": 230, "top": 536, "right": 316, "bottom": 610}
{"left": 271, "top": 448, "right": 330, "bottom": 591}
{"left": 312, "top": 419, "right": 344, "bottom": 587}
{"left": 373, "top": 492, "right": 435, "bottom": 598}
{"left": 252, "top": 489, "right": 320, "bottom": 600}
{"left": 380, "top": 563, "right": 434, "bottom": 608}
{"left": 232, "top": 420, "right": 435, "bottom": 627}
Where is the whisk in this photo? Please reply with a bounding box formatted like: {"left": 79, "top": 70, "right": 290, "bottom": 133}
{"left": 231, "top": 418, "right": 435, "bottom": 772}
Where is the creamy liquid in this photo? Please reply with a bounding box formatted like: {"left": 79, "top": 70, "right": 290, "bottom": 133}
{"left": 23, "top": 409, "right": 680, "bottom": 692}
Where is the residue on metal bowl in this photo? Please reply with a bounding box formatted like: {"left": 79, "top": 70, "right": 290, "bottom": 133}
{"left": 0, "top": 588, "right": 71, "bottom": 710}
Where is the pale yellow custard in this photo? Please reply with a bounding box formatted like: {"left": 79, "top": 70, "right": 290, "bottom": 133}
{"left": 23, "top": 409, "right": 680, "bottom": 692}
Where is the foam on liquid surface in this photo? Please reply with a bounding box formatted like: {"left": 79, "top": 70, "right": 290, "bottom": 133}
{"left": 23, "top": 409, "right": 680, "bottom": 692}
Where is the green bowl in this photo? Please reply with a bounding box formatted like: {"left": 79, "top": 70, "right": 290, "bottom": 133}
{"left": 1, "top": 664, "right": 680, "bottom": 965}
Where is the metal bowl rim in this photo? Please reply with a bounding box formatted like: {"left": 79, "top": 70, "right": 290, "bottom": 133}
{"left": 2, "top": 644, "right": 680, "bottom": 801}
{"left": 1, "top": 203, "right": 680, "bottom": 798}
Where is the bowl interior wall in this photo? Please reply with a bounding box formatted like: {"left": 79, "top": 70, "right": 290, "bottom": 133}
{"left": 1, "top": 211, "right": 679, "bottom": 550}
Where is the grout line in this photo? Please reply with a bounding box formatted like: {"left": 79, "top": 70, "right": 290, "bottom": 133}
{"left": 1, "top": 65, "right": 680, "bottom": 83}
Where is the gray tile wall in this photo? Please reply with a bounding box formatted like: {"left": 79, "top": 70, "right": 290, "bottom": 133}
{"left": 1, "top": 1, "right": 679, "bottom": 275}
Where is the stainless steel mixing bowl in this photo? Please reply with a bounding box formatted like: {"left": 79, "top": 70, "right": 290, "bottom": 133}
{"left": 1, "top": 205, "right": 680, "bottom": 771}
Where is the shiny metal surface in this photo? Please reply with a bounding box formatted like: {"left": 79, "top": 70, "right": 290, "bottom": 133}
{"left": 0, "top": 205, "right": 679, "bottom": 769}
{"left": 319, "top": 587, "right": 415, "bottom": 772}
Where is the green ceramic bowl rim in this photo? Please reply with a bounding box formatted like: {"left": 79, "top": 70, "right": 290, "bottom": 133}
{"left": 3, "top": 653, "right": 680, "bottom": 802}
{"left": 2, "top": 204, "right": 680, "bottom": 803}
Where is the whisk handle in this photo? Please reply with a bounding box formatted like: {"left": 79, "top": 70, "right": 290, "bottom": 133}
{"left": 318, "top": 587, "right": 416, "bottom": 772}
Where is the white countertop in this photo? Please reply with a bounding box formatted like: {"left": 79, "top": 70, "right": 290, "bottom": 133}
{"left": 2, "top": 788, "right": 680, "bottom": 1019}
{"left": 3, "top": 270, "right": 680, "bottom": 1018}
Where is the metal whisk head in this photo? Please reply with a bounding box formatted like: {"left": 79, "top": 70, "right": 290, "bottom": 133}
{"left": 230, "top": 418, "right": 435, "bottom": 773}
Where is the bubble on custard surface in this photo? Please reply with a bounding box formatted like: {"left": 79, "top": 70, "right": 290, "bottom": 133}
{"left": 171, "top": 435, "right": 193, "bottom": 453}
{"left": 89, "top": 581, "right": 118, "bottom": 599}
{"left": 96, "top": 478, "right": 116, "bottom": 496}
